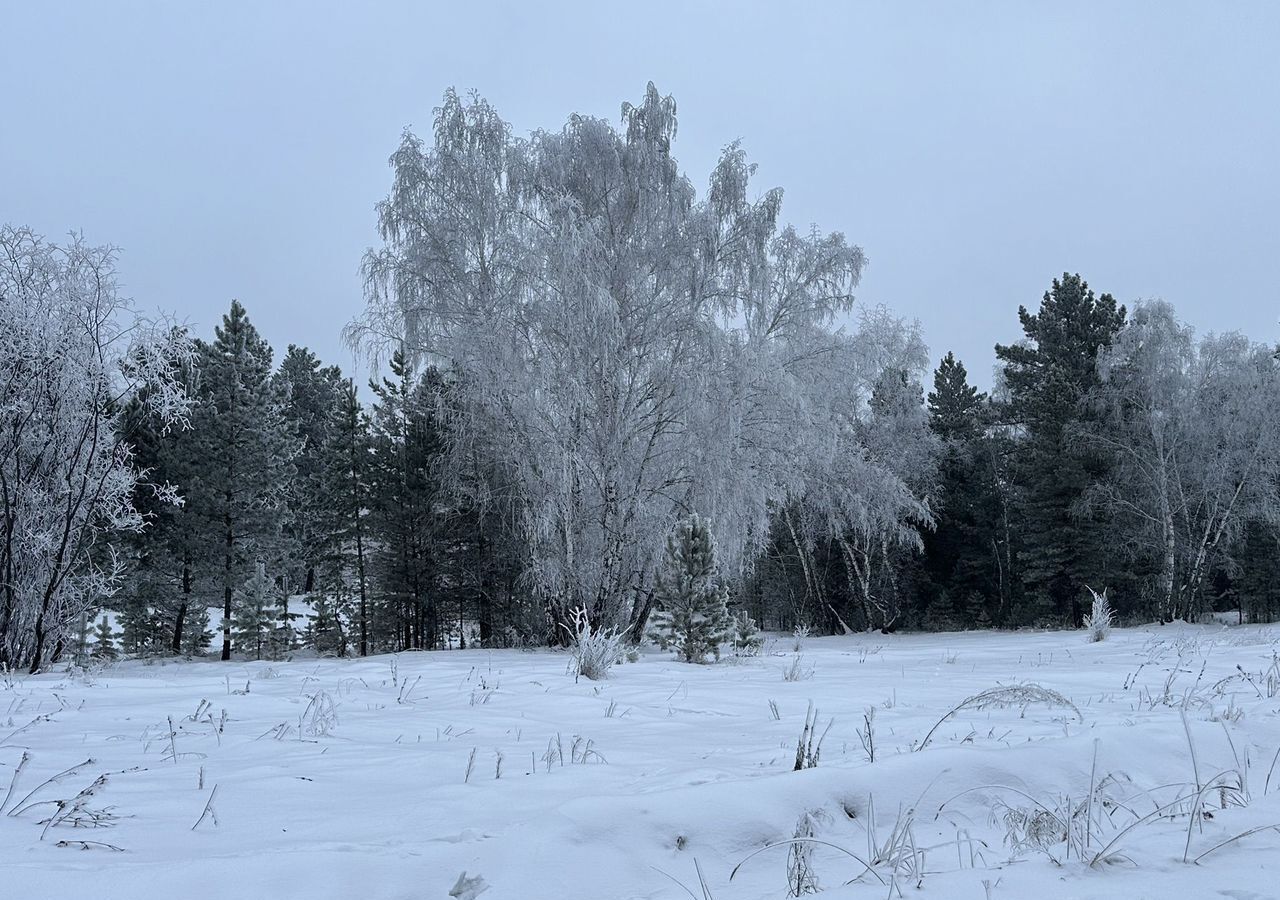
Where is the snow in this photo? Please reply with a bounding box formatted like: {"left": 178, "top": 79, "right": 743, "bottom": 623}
{"left": 4, "top": 624, "right": 1280, "bottom": 899}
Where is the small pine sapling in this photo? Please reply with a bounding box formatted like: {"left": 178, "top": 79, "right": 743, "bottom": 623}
{"left": 232, "top": 561, "right": 276, "bottom": 661}
{"left": 180, "top": 604, "right": 212, "bottom": 656}
{"left": 307, "top": 593, "right": 345, "bottom": 656}
{"left": 91, "top": 616, "right": 118, "bottom": 661}
{"left": 732, "top": 611, "right": 765, "bottom": 657}
{"left": 648, "top": 514, "right": 734, "bottom": 664}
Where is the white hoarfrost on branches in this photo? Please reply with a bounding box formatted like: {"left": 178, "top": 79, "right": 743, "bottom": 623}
{"left": 0, "top": 225, "right": 193, "bottom": 672}
{"left": 564, "top": 606, "right": 629, "bottom": 681}
{"left": 350, "top": 84, "right": 933, "bottom": 636}
{"left": 1087, "top": 301, "right": 1280, "bottom": 622}
{"left": 1083, "top": 586, "right": 1113, "bottom": 642}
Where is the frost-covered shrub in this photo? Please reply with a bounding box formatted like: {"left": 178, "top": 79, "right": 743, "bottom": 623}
{"left": 648, "top": 514, "right": 734, "bottom": 663}
{"left": 565, "top": 607, "right": 629, "bottom": 680}
{"left": 1083, "top": 587, "right": 1113, "bottom": 643}
{"left": 792, "top": 622, "right": 811, "bottom": 652}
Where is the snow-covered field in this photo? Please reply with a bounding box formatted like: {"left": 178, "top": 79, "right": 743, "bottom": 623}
{"left": 4, "top": 624, "right": 1280, "bottom": 900}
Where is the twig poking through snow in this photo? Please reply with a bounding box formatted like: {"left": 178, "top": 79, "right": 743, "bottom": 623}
{"left": 191, "top": 784, "right": 218, "bottom": 831}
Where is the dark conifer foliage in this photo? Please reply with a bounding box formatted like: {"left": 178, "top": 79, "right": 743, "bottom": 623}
{"left": 995, "top": 274, "right": 1127, "bottom": 624}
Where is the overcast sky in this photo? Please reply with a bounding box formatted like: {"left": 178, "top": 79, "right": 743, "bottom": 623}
{"left": 4, "top": 2, "right": 1277, "bottom": 387}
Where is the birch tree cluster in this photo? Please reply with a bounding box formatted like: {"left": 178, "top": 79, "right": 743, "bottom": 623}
{"left": 0, "top": 226, "right": 191, "bottom": 671}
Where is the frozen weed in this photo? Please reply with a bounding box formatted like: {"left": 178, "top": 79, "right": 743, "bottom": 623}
{"left": 793, "top": 701, "right": 832, "bottom": 770}
{"left": 917, "top": 684, "right": 1082, "bottom": 751}
{"left": 782, "top": 655, "right": 815, "bottom": 682}
{"left": 299, "top": 690, "right": 338, "bottom": 737}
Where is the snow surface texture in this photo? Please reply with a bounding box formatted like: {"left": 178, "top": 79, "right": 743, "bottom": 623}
{"left": 3, "top": 625, "right": 1280, "bottom": 900}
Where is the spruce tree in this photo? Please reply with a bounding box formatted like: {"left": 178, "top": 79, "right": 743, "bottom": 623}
{"left": 995, "top": 274, "right": 1126, "bottom": 623}
{"left": 649, "top": 514, "right": 734, "bottom": 663}
{"left": 189, "top": 301, "right": 299, "bottom": 660}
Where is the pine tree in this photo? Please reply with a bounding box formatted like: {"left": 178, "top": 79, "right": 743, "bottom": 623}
{"left": 306, "top": 593, "right": 346, "bottom": 656}
{"left": 1236, "top": 520, "right": 1280, "bottom": 623}
{"left": 179, "top": 604, "right": 212, "bottom": 656}
{"left": 275, "top": 346, "right": 344, "bottom": 595}
{"left": 731, "top": 610, "right": 765, "bottom": 656}
{"left": 188, "top": 301, "right": 299, "bottom": 660}
{"left": 317, "top": 379, "right": 372, "bottom": 655}
{"left": 919, "top": 353, "right": 1008, "bottom": 625}
{"left": 119, "top": 342, "right": 209, "bottom": 656}
{"left": 91, "top": 615, "right": 118, "bottom": 660}
{"left": 995, "top": 275, "right": 1126, "bottom": 623}
{"left": 649, "top": 514, "right": 734, "bottom": 663}
{"left": 232, "top": 561, "right": 276, "bottom": 661}
{"left": 367, "top": 353, "right": 447, "bottom": 651}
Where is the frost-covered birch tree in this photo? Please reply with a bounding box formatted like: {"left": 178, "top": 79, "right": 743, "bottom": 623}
{"left": 351, "top": 85, "right": 881, "bottom": 636}
{"left": 0, "top": 226, "right": 192, "bottom": 671}
{"left": 1088, "top": 302, "right": 1280, "bottom": 620}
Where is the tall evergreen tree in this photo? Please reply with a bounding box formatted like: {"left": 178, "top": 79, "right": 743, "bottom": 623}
{"left": 995, "top": 274, "right": 1126, "bottom": 623}
{"left": 275, "top": 346, "right": 344, "bottom": 595}
{"left": 1235, "top": 519, "right": 1280, "bottom": 623}
{"left": 120, "top": 344, "right": 211, "bottom": 655}
{"left": 366, "top": 352, "right": 447, "bottom": 651}
{"left": 920, "top": 353, "right": 1007, "bottom": 626}
{"left": 318, "top": 378, "right": 373, "bottom": 655}
{"left": 189, "top": 301, "right": 298, "bottom": 660}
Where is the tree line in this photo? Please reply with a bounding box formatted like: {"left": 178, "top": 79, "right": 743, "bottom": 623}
{"left": 1, "top": 85, "right": 1277, "bottom": 669}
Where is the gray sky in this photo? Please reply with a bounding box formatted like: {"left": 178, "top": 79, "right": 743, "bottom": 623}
{"left": 4, "top": 1, "right": 1277, "bottom": 388}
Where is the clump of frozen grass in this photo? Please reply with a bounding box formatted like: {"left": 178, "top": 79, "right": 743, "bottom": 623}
{"left": 793, "top": 701, "right": 832, "bottom": 770}
{"left": 917, "top": 684, "right": 1082, "bottom": 751}
{"left": 564, "top": 607, "right": 629, "bottom": 681}
{"left": 732, "top": 795, "right": 943, "bottom": 894}
{"left": 300, "top": 690, "right": 338, "bottom": 737}
{"left": 540, "top": 732, "right": 607, "bottom": 771}
{"left": 1083, "top": 586, "right": 1113, "bottom": 643}
{"left": 786, "top": 809, "right": 826, "bottom": 895}
{"left": 782, "top": 655, "right": 815, "bottom": 682}
{"left": 993, "top": 794, "right": 1092, "bottom": 864}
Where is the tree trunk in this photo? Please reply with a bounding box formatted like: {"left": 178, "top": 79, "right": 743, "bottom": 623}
{"left": 222, "top": 513, "right": 233, "bottom": 661}
{"left": 172, "top": 554, "right": 192, "bottom": 655}
{"left": 356, "top": 525, "right": 368, "bottom": 657}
